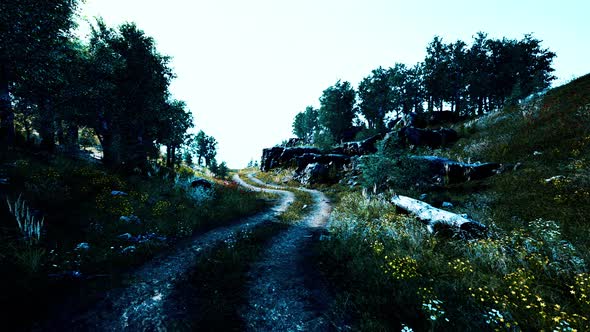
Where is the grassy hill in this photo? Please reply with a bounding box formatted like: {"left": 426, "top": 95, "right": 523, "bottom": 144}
{"left": 315, "top": 74, "right": 590, "bottom": 331}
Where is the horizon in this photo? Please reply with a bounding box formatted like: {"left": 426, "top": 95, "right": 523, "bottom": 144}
{"left": 77, "top": 0, "right": 590, "bottom": 168}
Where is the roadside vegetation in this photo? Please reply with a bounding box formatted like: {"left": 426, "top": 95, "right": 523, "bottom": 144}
{"left": 0, "top": 152, "right": 270, "bottom": 329}
{"left": 317, "top": 74, "right": 590, "bottom": 331}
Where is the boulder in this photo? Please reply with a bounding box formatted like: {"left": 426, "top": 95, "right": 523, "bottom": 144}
{"left": 191, "top": 178, "right": 213, "bottom": 189}
{"left": 399, "top": 127, "right": 458, "bottom": 148}
{"left": 119, "top": 215, "right": 141, "bottom": 225}
{"left": 260, "top": 146, "right": 321, "bottom": 172}
{"left": 75, "top": 242, "right": 90, "bottom": 251}
{"left": 412, "top": 156, "right": 502, "bottom": 184}
{"left": 283, "top": 138, "right": 304, "bottom": 147}
{"left": 295, "top": 153, "right": 350, "bottom": 173}
{"left": 330, "top": 134, "right": 384, "bottom": 156}
{"left": 297, "top": 163, "right": 331, "bottom": 185}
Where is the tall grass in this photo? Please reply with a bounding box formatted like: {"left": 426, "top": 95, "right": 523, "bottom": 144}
{"left": 6, "top": 194, "right": 44, "bottom": 245}
{"left": 319, "top": 192, "right": 589, "bottom": 331}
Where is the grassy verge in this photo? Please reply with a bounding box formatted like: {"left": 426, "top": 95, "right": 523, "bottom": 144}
{"left": 0, "top": 151, "right": 271, "bottom": 329}
{"left": 167, "top": 222, "right": 288, "bottom": 331}
{"left": 317, "top": 75, "right": 590, "bottom": 331}
{"left": 318, "top": 192, "right": 590, "bottom": 331}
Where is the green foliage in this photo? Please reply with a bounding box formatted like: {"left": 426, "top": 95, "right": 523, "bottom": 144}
{"left": 320, "top": 193, "right": 590, "bottom": 331}
{"left": 292, "top": 106, "right": 319, "bottom": 144}
{"left": 318, "top": 80, "right": 357, "bottom": 143}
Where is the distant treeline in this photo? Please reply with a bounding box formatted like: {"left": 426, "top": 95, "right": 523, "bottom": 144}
{"left": 293, "top": 32, "right": 556, "bottom": 146}
{"left": 0, "top": 1, "right": 206, "bottom": 170}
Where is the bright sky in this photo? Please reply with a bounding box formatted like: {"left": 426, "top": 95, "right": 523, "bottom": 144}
{"left": 77, "top": 0, "right": 590, "bottom": 168}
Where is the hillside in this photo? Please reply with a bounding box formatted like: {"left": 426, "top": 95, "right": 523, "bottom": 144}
{"left": 256, "top": 74, "right": 590, "bottom": 331}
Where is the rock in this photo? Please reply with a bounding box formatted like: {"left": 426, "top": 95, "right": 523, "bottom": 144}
{"left": 117, "top": 233, "right": 133, "bottom": 241}
{"left": 399, "top": 127, "right": 458, "bottom": 148}
{"left": 119, "top": 215, "right": 141, "bottom": 225}
{"left": 283, "top": 138, "right": 304, "bottom": 147}
{"left": 533, "top": 151, "right": 543, "bottom": 156}
{"left": 111, "top": 190, "right": 128, "bottom": 196}
{"left": 442, "top": 201, "right": 454, "bottom": 208}
{"left": 0, "top": 178, "right": 8, "bottom": 185}
{"left": 75, "top": 242, "right": 90, "bottom": 251}
{"left": 330, "top": 134, "right": 384, "bottom": 156}
{"left": 545, "top": 175, "right": 565, "bottom": 183}
{"left": 294, "top": 153, "right": 350, "bottom": 173}
{"left": 398, "top": 111, "right": 461, "bottom": 129}
{"left": 260, "top": 146, "right": 321, "bottom": 172}
{"left": 419, "top": 193, "right": 428, "bottom": 200}
{"left": 412, "top": 156, "right": 502, "bottom": 184}
{"left": 191, "top": 178, "right": 212, "bottom": 189}
{"left": 121, "top": 245, "right": 136, "bottom": 254}
{"left": 297, "top": 163, "right": 330, "bottom": 185}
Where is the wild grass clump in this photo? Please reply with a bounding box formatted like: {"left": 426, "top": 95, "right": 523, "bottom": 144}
{"left": 6, "top": 194, "right": 44, "bottom": 245}
{"left": 319, "top": 192, "right": 590, "bottom": 331}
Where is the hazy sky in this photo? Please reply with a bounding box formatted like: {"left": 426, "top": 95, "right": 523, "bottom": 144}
{"left": 77, "top": 0, "right": 590, "bottom": 168}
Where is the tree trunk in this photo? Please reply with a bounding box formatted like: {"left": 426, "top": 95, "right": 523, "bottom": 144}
{"left": 391, "top": 194, "right": 486, "bottom": 235}
{"left": 0, "top": 61, "right": 14, "bottom": 152}
{"left": 38, "top": 98, "right": 56, "bottom": 152}
{"left": 65, "top": 122, "right": 79, "bottom": 154}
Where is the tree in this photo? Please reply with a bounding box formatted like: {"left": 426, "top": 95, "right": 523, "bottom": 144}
{"left": 358, "top": 67, "right": 394, "bottom": 131}
{"left": 318, "top": 80, "right": 357, "bottom": 144}
{"left": 158, "top": 99, "right": 193, "bottom": 168}
{"left": 193, "top": 130, "right": 217, "bottom": 166}
{"left": 292, "top": 106, "right": 318, "bottom": 144}
{"left": 81, "top": 20, "right": 176, "bottom": 169}
{"left": 0, "top": 0, "right": 81, "bottom": 152}
{"left": 214, "top": 161, "right": 229, "bottom": 179}
{"left": 423, "top": 36, "right": 450, "bottom": 112}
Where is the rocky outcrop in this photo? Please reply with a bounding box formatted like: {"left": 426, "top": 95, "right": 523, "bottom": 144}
{"left": 329, "top": 134, "right": 384, "bottom": 156}
{"left": 296, "top": 163, "right": 331, "bottom": 185}
{"left": 283, "top": 138, "right": 304, "bottom": 147}
{"left": 295, "top": 153, "right": 350, "bottom": 172}
{"left": 398, "top": 111, "right": 462, "bottom": 129}
{"left": 260, "top": 146, "right": 322, "bottom": 172}
{"left": 412, "top": 156, "right": 502, "bottom": 184}
{"left": 399, "top": 127, "right": 458, "bottom": 148}
{"left": 191, "top": 178, "right": 213, "bottom": 189}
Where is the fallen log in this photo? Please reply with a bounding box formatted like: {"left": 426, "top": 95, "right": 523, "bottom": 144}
{"left": 391, "top": 195, "right": 486, "bottom": 235}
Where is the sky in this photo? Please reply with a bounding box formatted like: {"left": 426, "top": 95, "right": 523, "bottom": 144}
{"left": 76, "top": 0, "right": 590, "bottom": 168}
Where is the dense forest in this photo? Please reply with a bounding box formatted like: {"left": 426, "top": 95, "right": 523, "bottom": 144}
{"left": 0, "top": 1, "right": 224, "bottom": 171}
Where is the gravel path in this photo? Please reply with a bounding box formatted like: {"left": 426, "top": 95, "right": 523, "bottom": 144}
{"left": 242, "top": 174, "right": 333, "bottom": 332}
{"left": 52, "top": 175, "right": 294, "bottom": 331}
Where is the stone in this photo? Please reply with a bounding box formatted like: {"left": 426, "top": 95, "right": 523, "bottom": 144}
{"left": 191, "top": 178, "right": 213, "bottom": 189}
{"left": 294, "top": 153, "right": 350, "bottom": 173}
{"left": 283, "top": 138, "right": 304, "bottom": 147}
{"left": 442, "top": 201, "right": 454, "bottom": 208}
{"left": 419, "top": 193, "right": 428, "bottom": 200}
{"left": 330, "top": 134, "right": 384, "bottom": 156}
{"left": 412, "top": 156, "right": 502, "bottom": 184}
{"left": 111, "top": 190, "right": 128, "bottom": 196}
{"left": 119, "top": 215, "right": 141, "bottom": 224}
{"left": 117, "top": 233, "right": 133, "bottom": 241}
{"left": 399, "top": 127, "right": 458, "bottom": 148}
{"left": 297, "top": 163, "right": 330, "bottom": 185}
{"left": 121, "top": 245, "right": 136, "bottom": 254}
{"left": 75, "top": 242, "right": 90, "bottom": 251}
